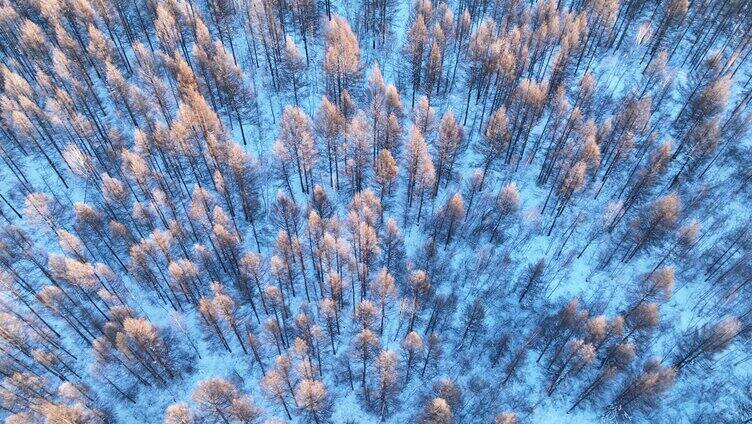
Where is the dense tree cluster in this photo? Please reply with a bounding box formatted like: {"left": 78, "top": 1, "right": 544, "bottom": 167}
{"left": 0, "top": 0, "right": 751, "bottom": 422}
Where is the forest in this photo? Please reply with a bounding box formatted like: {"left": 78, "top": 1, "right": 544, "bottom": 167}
{"left": 0, "top": 0, "right": 751, "bottom": 422}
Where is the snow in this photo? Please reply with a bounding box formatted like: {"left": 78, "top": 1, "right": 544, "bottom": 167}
{"left": 1, "top": 0, "right": 752, "bottom": 423}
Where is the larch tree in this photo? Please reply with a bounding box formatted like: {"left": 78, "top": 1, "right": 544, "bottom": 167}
{"left": 405, "top": 13, "right": 429, "bottom": 107}
{"left": 547, "top": 160, "right": 587, "bottom": 236}
{"left": 164, "top": 402, "right": 194, "bottom": 424}
{"left": 477, "top": 107, "right": 511, "bottom": 188}
{"left": 368, "top": 62, "right": 387, "bottom": 159}
{"left": 622, "top": 193, "right": 681, "bottom": 262}
{"left": 642, "top": 0, "right": 689, "bottom": 67}
{"left": 288, "top": 0, "right": 318, "bottom": 64}
{"left": 275, "top": 106, "right": 317, "bottom": 195}
{"left": 211, "top": 282, "right": 249, "bottom": 352}
{"left": 493, "top": 412, "right": 518, "bottom": 424}
{"left": 192, "top": 378, "right": 262, "bottom": 424}
{"left": 294, "top": 379, "right": 329, "bottom": 424}
{"left": 261, "top": 368, "right": 294, "bottom": 420}
{"left": 346, "top": 112, "right": 373, "bottom": 193}
{"left": 403, "top": 126, "right": 436, "bottom": 225}
{"left": 323, "top": 16, "right": 360, "bottom": 103}
{"left": 314, "top": 96, "right": 346, "bottom": 189}
{"left": 198, "top": 296, "right": 233, "bottom": 352}
{"left": 412, "top": 96, "right": 436, "bottom": 140}
{"left": 672, "top": 317, "right": 740, "bottom": 372}
{"left": 375, "top": 349, "right": 398, "bottom": 420}
{"left": 352, "top": 328, "right": 380, "bottom": 401}
{"left": 402, "top": 330, "right": 423, "bottom": 383}
{"left": 434, "top": 110, "right": 463, "bottom": 194}
{"left": 608, "top": 359, "right": 676, "bottom": 417}
{"left": 517, "top": 258, "right": 547, "bottom": 304}
{"left": 456, "top": 298, "right": 485, "bottom": 350}
{"left": 372, "top": 267, "right": 396, "bottom": 334}
{"left": 419, "top": 397, "right": 453, "bottom": 424}
{"left": 485, "top": 182, "right": 520, "bottom": 243}
{"left": 281, "top": 36, "right": 307, "bottom": 106}
{"left": 441, "top": 193, "right": 465, "bottom": 246}
{"left": 374, "top": 149, "right": 399, "bottom": 207}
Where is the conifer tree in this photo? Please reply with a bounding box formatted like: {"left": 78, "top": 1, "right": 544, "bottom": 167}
{"left": 419, "top": 397, "right": 453, "bottom": 424}
{"left": 324, "top": 16, "right": 360, "bottom": 102}
{"left": 275, "top": 106, "right": 317, "bottom": 195}
{"left": 477, "top": 107, "right": 510, "bottom": 187}
{"left": 192, "top": 378, "right": 262, "bottom": 424}
{"left": 295, "top": 379, "right": 328, "bottom": 424}
{"left": 375, "top": 349, "right": 398, "bottom": 420}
